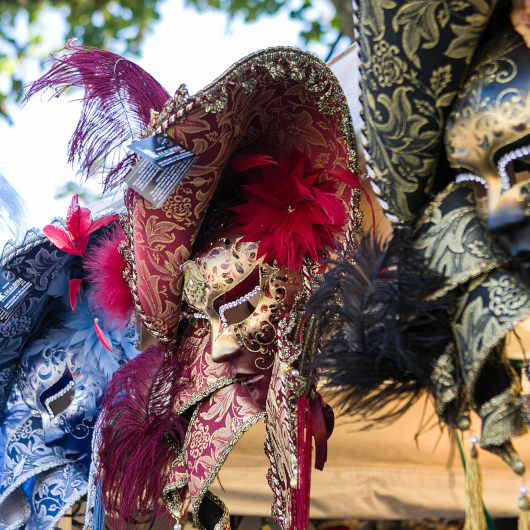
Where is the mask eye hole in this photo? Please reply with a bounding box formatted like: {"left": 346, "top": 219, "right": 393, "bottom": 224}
{"left": 222, "top": 292, "right": 260, "bottom": 326}
{"left": 40, "top": 362, "right": 75, "bottom": 418}
{"left": 510, "top": 158, "right": 530, "bottom": 185}
{"left": 48, "top": 388, "right": 75, "bottom": 416}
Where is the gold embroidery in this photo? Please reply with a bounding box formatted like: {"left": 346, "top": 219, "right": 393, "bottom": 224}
{"left": 182, "top": 261, "right": 208, "bottom": 304}
{"left": 147, "top": 47, "right": 358, "bottom": 175}
{"left": 412, "top": 183, "right": 509, "bottom": 298}
{"left": 357, "top": 0, "right": 497, "bottom": 221}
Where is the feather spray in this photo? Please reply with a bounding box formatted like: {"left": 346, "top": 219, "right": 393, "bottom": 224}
{"left": 98, "top": 322, "right": 198, "bottom": 530}
{"left": 84, "top": 224, "right": 134, "bottom": 329}
{"left": 308, "top": 228, "right": 454, "bottom": 426}
{"left": 22, "top": 40, "right": 170, "bottom": 192}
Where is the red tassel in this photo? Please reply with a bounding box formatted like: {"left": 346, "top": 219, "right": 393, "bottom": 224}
{"left": 68, "top": 279, "right": 83, "bottom": 311}
{"left": 294, "top": 395, "right": 312, "bottom": 530}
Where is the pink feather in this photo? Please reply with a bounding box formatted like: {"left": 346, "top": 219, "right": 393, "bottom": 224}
{"left": 98, "top": 340, "right": 194, "bottom": 529}
{"left": 68, "top": 279, "right": 83, "bottom": 311}
{"left": 22, "top": 41, "right": 170, "bottom": 192}
{"left": 42, "top": 225, "right": 83, "bottom": 256}
{"left": 84, "top": 224, "right": 134, "bottom": 329}
{"left": 94, "top": 319, "right": 113, "bottom": 352}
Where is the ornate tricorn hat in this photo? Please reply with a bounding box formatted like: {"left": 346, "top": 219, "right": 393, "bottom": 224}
{"left": 120, "top": 47, "right": 360, "bottom": 344}
{"left": 25, "top": 44, "right": 362, "bottom": 530}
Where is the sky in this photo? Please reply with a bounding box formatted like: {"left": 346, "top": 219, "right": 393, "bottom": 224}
{"left": 0, "top": 0, "right": 350, "bottom": 250}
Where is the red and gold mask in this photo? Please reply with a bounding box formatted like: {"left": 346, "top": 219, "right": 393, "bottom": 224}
{"left": 182, "top": 227, "right": 291, "bottom": 408}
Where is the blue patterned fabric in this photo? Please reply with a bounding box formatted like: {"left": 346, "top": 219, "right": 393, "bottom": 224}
{"left": 0, "top": 412, "right": 86, "bottom": 530}
{"left": 0, "top": 224, "right": 72, "bottom": 420}
{"left": 0, "top": 216, "right": 140, "bottom": 529}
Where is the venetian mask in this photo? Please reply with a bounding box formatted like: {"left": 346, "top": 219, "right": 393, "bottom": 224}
{"left": 182, "top": 228, "right": 290, "bottom": 408}
{"left": 17, "top": 343, "right": 105, "bottom": 462}
{"left": 446, "top": 26, "right": 530, "bottom": 259}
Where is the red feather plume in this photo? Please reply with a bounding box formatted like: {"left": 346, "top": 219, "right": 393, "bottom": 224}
{"left": 231, "top": 153, "right": 352, "bottom": 270}
{"left": 84, "top": 223, "right": 134, "bottom": 329}
{"left": 43, "top": 195, "right": 118, "bottom": 256}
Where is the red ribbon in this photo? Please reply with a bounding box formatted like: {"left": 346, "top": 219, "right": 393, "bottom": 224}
{"left": 310, "top": 393, "right": 335, "bottom": 471}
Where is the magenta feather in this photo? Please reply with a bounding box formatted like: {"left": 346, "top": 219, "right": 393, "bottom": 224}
{"left": 22, "top": 40, "right": 170, "bottom": 192}
{"left": 98, "top": 338, "right": 194, "bottom": 529}
{"left": 84, "top": 224, "right": 134, "bottom": 329}
{"left": 68, "top": 278, "right": 83, "bottom": 310}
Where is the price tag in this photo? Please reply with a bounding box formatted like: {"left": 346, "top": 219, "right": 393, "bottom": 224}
{"left": 127, "top": 133, "right": 198, "bottom": 208}
{"left": 0, "top": 266, "right": 35, "bottom": 325}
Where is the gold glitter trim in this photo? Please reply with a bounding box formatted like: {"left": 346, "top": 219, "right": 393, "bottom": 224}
{"left": 195, "top": 491, "right": 231, "bottom": 530}
{"left": 413, "top": 181, "right": 473, "bottom": 236}
{"left": 466, "top": 306, "right": 530, "bottom": 404}
{"left": 174, "top": 376, "right": 237, "bottom": 416}
{"left": 119, "top": 212, "right": 168, "bottom": 342}
{"left": 147, "top": 47, "right": 358, "bottom": 175}
{"left": 162, "top": 478, "right": 185, "bottom": 519}
{"left": 181, "top": 404, "right": 201, "bottom": 453}
{"left": 427, "top": 258, "right": 509, "bottom": 299}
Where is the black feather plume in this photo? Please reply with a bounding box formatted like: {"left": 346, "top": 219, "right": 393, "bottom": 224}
{"left": 308, "top": 228, "right": 454, "bottom": 426}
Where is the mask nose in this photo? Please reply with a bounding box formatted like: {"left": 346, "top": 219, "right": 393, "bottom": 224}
{"left": 486, "top": 184, "right": 530, "bottom": 259}
{"left": 210, "top": 331, "right": 241, "bottom": 364}
{"left": 487, "top": 189, "right": 527, "bottom": 234}
{"left": 42, "top": 413, "right": 67, "bottom": 446}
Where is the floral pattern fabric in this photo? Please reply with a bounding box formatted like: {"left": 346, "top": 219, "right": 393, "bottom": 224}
{"left": 0, "top": 413, "right": 86, "bottom": 530}
{"left": 358, "top": 0, "right": 498, "bottom": 222}
{"left": 0, "top": 230, "right": 71, "bottom": 421}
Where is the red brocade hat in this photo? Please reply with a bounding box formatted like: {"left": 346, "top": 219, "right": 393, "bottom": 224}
{"left": 25, "top": 44, "right": 362, "bottom": 530}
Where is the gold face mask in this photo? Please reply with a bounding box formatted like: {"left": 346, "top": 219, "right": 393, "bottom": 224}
{"left": 445, "top": 27, "right": 530, "bottom": 258}
{"left": 182, "top": 228, "right": 290, "bottom": 408}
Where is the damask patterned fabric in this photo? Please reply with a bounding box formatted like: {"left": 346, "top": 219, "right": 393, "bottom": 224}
{"left": 357, "top": 0, "right": 499, "bottom": 222}
{"left": 162, "top": 321, "right": 262, "bottom": 528}
{"left": 0, "top": 413, "right": 86, "bottom": 530}
{"left": 412, "top": 182, "right": 529, "bottom": 472}
{"left": 0, "top": 216, "right": 139, "bottom": 530}
{"left": 115, "top": 47, "right": 362, "bottom": 530}
{"left": 164, "top": 384, "right": 263, "bottom": 530}
{"left": 0, "top": 227, "right": 72, "bottom": 422}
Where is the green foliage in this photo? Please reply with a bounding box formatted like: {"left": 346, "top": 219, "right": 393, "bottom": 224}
{"left": 0, "top": 0, "right": 164, "bottom": 122}
{"left": 185, "top": 0, "right": 353, "bottom": 55}
{"left": 55, "top": 180, "right": 109, "bottom": 204}
{"left": 0, "top": 0, "right": 353, "bottom": 123}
